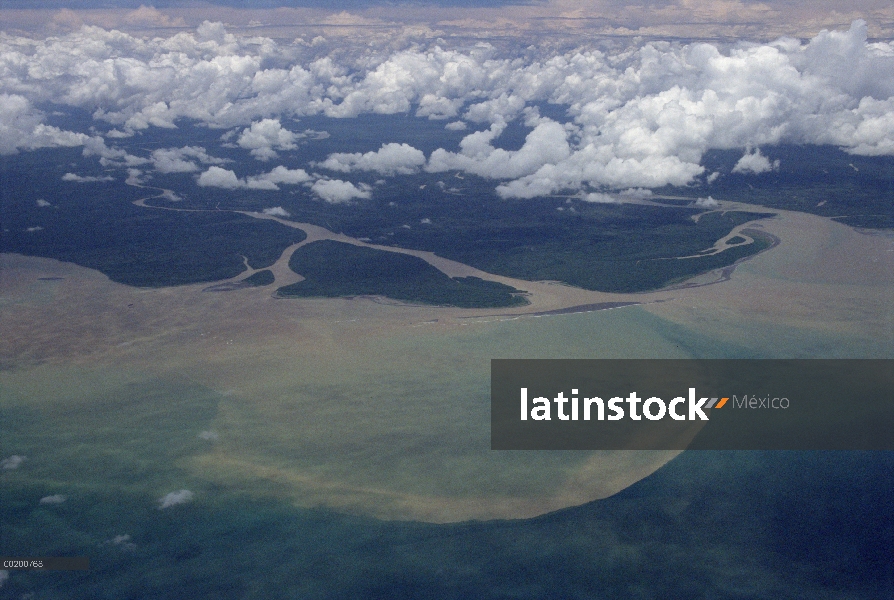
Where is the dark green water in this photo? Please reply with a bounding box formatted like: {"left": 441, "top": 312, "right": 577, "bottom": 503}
{"left": 1, "top": 451, "right": 891, "bottom": 599}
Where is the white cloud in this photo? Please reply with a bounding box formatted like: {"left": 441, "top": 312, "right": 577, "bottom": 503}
{"left": 126, "top": 169, "right": 147, "bottom": 185}
{"left": 1, "top": 455, "right": 25, "bottom": 469}
{"left": 619, "top": 188, "right": 653, "bottom": 199}
{"left": 696, "top": 196, "right": 720, "bottom": 207}
{"left": 61, "top": 173, "right": 114, "bottom": 183}
{"left": 825, "top": 96, "right": 894, "bottom": 156}
{"left": 123, "top": 6, "right": 187, "bottom": 29}
{"left": 197, "top": 166, "right": 241, "bottom": 189}
{"left": 583, "top": 192, "right": 618, "bottom": 203}
{"left": 159, "top": 489, "right": 194, "bottom": 509}
{"left": 428, "top": 121, "right": 571, "bottom": 181}
{"left": 151, "top": 146, "right": 228, "bottom": 173}
{"left": 198, "top": 430, "right": 220, "bottom": 440}
{"left": 36, "top": 199, "right": 52, "bottom": 207}
{"left": 464, "top": 93, "right": 526, "bottom": 125}
{"left": 311, "top": 179, "right": 371, "bottom": 203}
{"left": 254, "top": 166, "right": 312, "bottom": 186}
{"left": 732, "top": 148, "right": 780, "bottom": 174}
{"left": 317, "top": 143, "right": 426, "bottom": 176}
{"left": 262, "top": 207, "right": 290, "bottom": 217}
{"left": 39, "top": 494, "right": 67, "bottom": 504}
{"left": 0, "top": 20, "right": 892, "bottom": 197}
{"left": 82, "top": 138, "right": 149, "bottom": 168}
{"left": 237, "top": 119, "right": 299, "bottom": 160}
{"left": 198, "top": 165, "right": 311, "bottom": 190}
{"left": 445, "top": 121, "right": 467, "bottom": 131}
{"left": 0, "top": 94, "right": 91, "bottom": 155}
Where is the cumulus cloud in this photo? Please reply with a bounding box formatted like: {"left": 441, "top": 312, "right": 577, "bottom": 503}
{"left": 123, "top": 6, "right": 187, "bottom": 29}
{"left": 197, "top": 165, "right": 312, "bottom": 190}
{"left": 82, "top": 138, "right": 149, "bottom": 168}
{"left": 237, "top": 119, "right": 299, "bottom": 160}
{"left": 126, "top": 168, "right": 147, "bottom": 185}
{"left": 428, "top": 121, "right": 571, "bottom": 182}
{"left": 36, "top": 199, "right": 52, "bottom": 207}
{"left": 464, "top": 94, "right": 526, "bottom": 125}
{"left": 0, "top": 94, "right": 90, "bottom": 154}
{"left": 1, "top": 455, "right": 26, "bottom": 469}
{"left": 311, "top": 179, "right": 371, "bottom": 203}
{"left": 61, "top": 173, "right": 114, "bottom": 183}
{"left": 619, "top": 188, "right": 653, "bottom": 199}
{"left": 39, "top": 494, "right": 66, "bottom": 504}
{"left": 317, "top": 143, "right": 426, "bottom": 176}
{"left": 732, "top": 148, "right": 780, "bottom": 174}
{"left": 256, "top": 166, "right": 313, "bottom": 187}
{"left": 696, "top": 196, "right": 720, "bottom": 207}
{"left": 262, "top": 207, "right": 290, "bottom": 217}
{"left": 197, "top": 166, "right": 242, "bottom": 189}
{"left": 151, "top": 146, "right": 228, "bottom": 173}
{"left": 0, "top": 20, "right": 893, "bottom": 198}
{"left": 583, "top": 192, "right": 619, "bottom": 203}
{"left": 159, "top": 489, "right": 194, "bottom": 509}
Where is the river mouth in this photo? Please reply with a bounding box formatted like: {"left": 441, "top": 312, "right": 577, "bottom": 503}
{"left": 1, "top": 204, "right": 892, "bottom": 522}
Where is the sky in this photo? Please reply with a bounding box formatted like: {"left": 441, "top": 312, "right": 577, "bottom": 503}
{"left": 1, "top": 3, "right": 893, "bottom": 202}
{"left": 1, "top": 1, "right": 893, "bottom": 40}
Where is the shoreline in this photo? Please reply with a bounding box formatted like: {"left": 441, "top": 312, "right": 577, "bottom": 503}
{"left": 128, "top": 185, "right": 783, "bottom": 319}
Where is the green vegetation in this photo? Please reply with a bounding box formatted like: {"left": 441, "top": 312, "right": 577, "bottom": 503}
{"left": 417, "top": 209, "right": 776, "bottom": 293}
{"left": 658, "top": 145, "right": 894, "bottom": 229}
{"left": 277, "top": 240, "right": 526, "bottom": 307}
{"left": 141, "top": 141, "right": 894, "bottom": 292}
{"left": 242, "top": 270, "right": 275, "bottom": 287}
{"left": 0, "top": 149, "right": 305, "bottom": 287}
{"left": 161, "top": 166, "right": 777, "bottom": 292}
{"left": 725, "top": 235, "right": 747, "bottom": 244}
{"left": 7, "top": 136, "right": 887, "bottom": 293}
